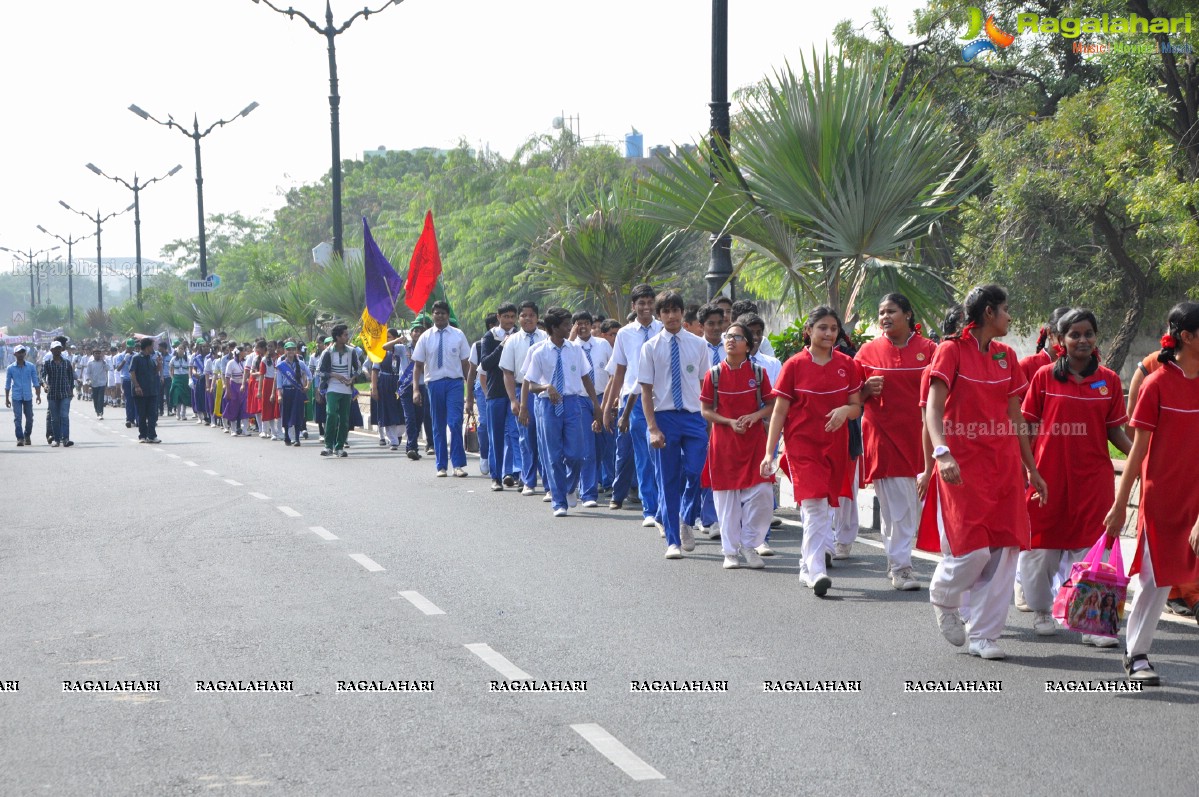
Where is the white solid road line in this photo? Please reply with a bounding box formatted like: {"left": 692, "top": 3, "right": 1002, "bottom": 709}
{"left": 248, "top": 492, "right": 270, "bottom": 500}
{"left": 224, "top": 479, "right": 243, "bottom": 487}
{"left": 464, "top": 643, "right": 532, "bottom": 680}
{"left": 570, "top": 724, "right": 665, "bottom": 781}
{"left": 349, "top": 553, "right": 385, "bottom": 572}
{"left": 277, "top": 506, "right": 301, "bottom": 518}
{"left": 309, "top": 526, "right": 338, "bottom": 541}
{"left": 397, "top": 591, "right": 445, "bottom": 615}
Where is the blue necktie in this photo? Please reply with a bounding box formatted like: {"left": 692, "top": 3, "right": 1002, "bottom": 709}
{"left": 709, "top": 343, "right": 721, "bottom": 366}
{"left": 552, "top": 346, "right": 565, "bottom": 417}
{"left": 582, "top": 343, "right": 595, "bottom": 383}
{"left": 750, "top": 353, "right": 759, "bottom": 366}
{"left": 527, "top": 332, "right": 535, "bottom": 345}
{"left": 642, "top": 325, "right": 650, "bottom": 343}
{"left": 670, "top": 335, "right": 683, "bottom": 410}
{"left": 437, "top": 328, "right": 445, "bottom": 368}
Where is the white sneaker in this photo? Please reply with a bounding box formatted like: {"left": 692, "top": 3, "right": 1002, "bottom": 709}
{"left": 664, "top": 544, "right": 683, "bottom": 560}
{"left": 641, "top": 516, "right": 657, "bottom": 528}
{"left": 270, "top": 434, "right": 279, "bottom": 441}
{"left": 568, "top": 492, "right": 578, "bottom": 508}
{"left": 701, "top": 524, "right": 719, "bottom": 539}
{"left": 680, "top": 525, "right": 696, "bottom": 552}
{"left": 756, "top": 543, "right": 776, "bottom": 557}
{"left": 480, "top": 460, "right": 490, "bottom": 476}
{"left": 259, "top": 432, "right": 268, "bottom": 439}
{"left": 1082, "top": 634, "right": 1119, "bottom": 648}
{"left": 742, "top": 548, "right": 766, "bottom": 570}
{"left": 436, "top": 469, "right": 448, "bottom": 477}
{"left": 1014, "top": 582, "right": 1032, "bottom": 612}
{"left": 1033, "top": 611, "right": 1057, "bottom": 636}
{"left": 553, "top": 508, "right": 568, "bottom": 518}
{"left": 833, "top": 542, "right": 852, "bottom": 560}
{"left": 968, "top": 639, "right": 1006, "bottom": 660}
{"left": 522, "top": 486, "right": 535, "bottom": 496}
{"left": 582, "top": 500, "right": 598, "bottom": 508}
{"left": 656, "top": 522, "right": 665, "bottom": 538}
{"left": 452, "top": 467, "right": 468, "bottom": 477}
{"left": 723, "top": 555, "right": 740, "bottom": 569}
{"left": 934, "top": 605, "right": 967, "bottom": 647}
{"left": 890, "top": 566, "right": 919, "bottom": 591}
{"left": 542, "top": 493, "right": 552, "bottom": 503}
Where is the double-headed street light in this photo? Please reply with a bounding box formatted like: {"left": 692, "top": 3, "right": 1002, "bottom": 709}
{"left": 58, "top": 201, "right": 135, "bottom": 313}
{"left": 85, "top": 162, "right": 183, "bottom": 309}
{"left": 251, "top": 0, "right": 404, "bottom": 258}
{"left": 36, "top": 225, "right": 94, "bottom": 325}
{"left": 0, "top": 246, "right": 59, "bottom": 308}
{"left": 128, "top": 101, "right": 259, "bottom": 278}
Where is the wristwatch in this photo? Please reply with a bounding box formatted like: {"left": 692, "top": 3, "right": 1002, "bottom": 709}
{"left": 933, "top": 445, "right": 951, "bottom": 459}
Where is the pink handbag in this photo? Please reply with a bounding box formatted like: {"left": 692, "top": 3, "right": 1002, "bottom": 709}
{"left": 1052, "top": 535, "right": 1128, "bottom": 638}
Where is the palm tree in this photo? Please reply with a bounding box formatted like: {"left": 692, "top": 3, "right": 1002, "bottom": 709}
{"left": 84, "top": 307, "right": 114, "bottom": 338}
{"left": 638, "top": 49, "right": 981, "bottom": 323}
{"left": 507, "top": 180, "right": 703, "bottom": 319}
{"left": 249, "top": 276, "right": 319, "bottom": 341}
{"left": 188, "top": 292, "right": 256, "bottom": 337}
{"left": 307, "top": 250, "right": 365, "bottom": 329}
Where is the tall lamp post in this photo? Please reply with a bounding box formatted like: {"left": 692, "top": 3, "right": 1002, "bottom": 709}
{"left": 58, "top": 202, "right": 134, "bottom": 313}
{"left": 251, "top": 0, "right": 404, "bottom": 258}
{"left": 85, "top": 162, "right": 183, "bottom": 309}
{"left": 38, "top": 225, "right": 95, "bottom": 326}
{"left": 127, "top": 102, "right": 258, "bottom": 278}
{"left": 705, "top": 0, "right": 734, "bottom": 302}
{"left": 0, "top": 246, "right": 58, "bottom": 308}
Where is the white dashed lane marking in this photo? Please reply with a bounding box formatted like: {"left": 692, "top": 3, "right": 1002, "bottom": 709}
{"left": 570, "top": 724, "right": 665, "bottom": 781}
{"left": 248, "top": 492, "right": 270, "bottom": 500}
{"left": 184, "top": 461, "right": 197, "bottom": 467}
{"left": 277, "top": 506, "right": 301, "bottom": 518}
{"left": 396, "top": 591, "right": 445, "bottom": 616}
{"left": 349, "top": 554, "right": 384, "bottom": 572}
{"left": 309, "top": 527, "right": 338, "bottom": 541}
{"left": 464, "top": 643, "right": 531, "bottom": 680}
{"left": 203, "top": 470, "right": 218, "bottom": 476}
{"left": 224, "top": 479, "right": 243, "bottom": 487}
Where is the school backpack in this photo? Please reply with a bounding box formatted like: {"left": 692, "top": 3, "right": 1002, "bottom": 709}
{"left": 709, "top": 361, "right": 765, "bottom": 414}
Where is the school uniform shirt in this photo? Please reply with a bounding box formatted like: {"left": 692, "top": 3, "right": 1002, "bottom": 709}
{"left": 608, "top": 319, "right": 663, "bottom": 398}
{"left": 574, "top": 336, "right": 612, "bottom": 397}
{"left": 1021, "top": 364, "right": 1127, "bottom": 550}
{"left": 638, "top": 329, "right": 709, "bottom": 413}
{"left": 1018, "top": 349, "right": 1052, "bottom": 386}
{"left": 702, "top": 338, "right": 727, "bottom": 370}
{"left": 524, "top": 340, "right": 588, "bottom": 396}
{"left": 499, "top": 328, "right": 547, "bottom": 384}
{"left": 115, "top": 351, "right": 135, "bottom": 381}
{"left": 276, "top": 358, "right": 311, "bottom": 389}
{"left": 749, "top": 351, "right": 782, "bottom": 384}
{"left": 1128, "top": 361, "right": 1199, "bottom": 586}
{"left": 412, "top": 325, "right": 469, "bottom": 382}
{"left": 855, "top": 333, "right": 938, "bottom": 482}
{"left": 169, "top": 355, "right": 191, "bottom": 377}
{"left": 914, "top": 331, "right": 1029, "bottom": 556}
{"left": 700, "top": 359, "right": 773, "bottom": 490}
{"left": 772, "top": 348, "right": 862, "bottom": 506}
{"left": 83, "top": 359, "right": 109, "bottom": 387}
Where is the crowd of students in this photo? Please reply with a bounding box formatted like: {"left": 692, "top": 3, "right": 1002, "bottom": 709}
{"left": 5, "top": 284, "right": 1198, "bottom": 685}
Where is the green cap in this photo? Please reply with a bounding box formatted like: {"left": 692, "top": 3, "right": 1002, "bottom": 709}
{"left": 125, "top": 338, "right": 136, "bottom": 347}
{"left": 283, "top": 341, "right": 297, "bottom": 350}
{"left": 195, "top": 337, "right": 206, "bottom": 345}
{"left": 413, "top": 313, "right": 433, "bottom": 328}
{"left": 171, "top": 339, "right": 181, "bottom": 346}
{"left": 323, "top": 336, "right": 334, "bottom": 344}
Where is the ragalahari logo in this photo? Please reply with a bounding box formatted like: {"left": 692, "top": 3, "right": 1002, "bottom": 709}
{"left": 961, "top": 6, "right": 1016, "bottom": 62}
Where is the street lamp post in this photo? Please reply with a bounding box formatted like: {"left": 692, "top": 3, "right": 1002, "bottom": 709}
{"left": 38, "top": 226, "right": 96, "bottom": 326}
{"left": 128, "top": 102, "right": 258, "bottom": 278}
{"left": 58, "top": 202, "right": 135, "bottom": 313}
{"left": 0, "top": 246, "right": 59, "bottom": 308}
{"left": 705, "top": 0, "right": 734, "bottom": 302}
{"left": 251, "top": 0, "right": 404, "bottom": 258}
{"left": 85, "top": 162, "right": 183, "bottom": 309}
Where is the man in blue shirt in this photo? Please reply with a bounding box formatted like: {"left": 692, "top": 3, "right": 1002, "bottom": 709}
{"left": 114, "top": 338, "right": 138, "bottom": 428}
{"left": 4, "top": 345, "right": 42, "bottom": 446}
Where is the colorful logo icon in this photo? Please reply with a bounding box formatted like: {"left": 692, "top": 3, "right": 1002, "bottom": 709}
{"left": 961, "top": 6, "right": 1016, "bottom": 62}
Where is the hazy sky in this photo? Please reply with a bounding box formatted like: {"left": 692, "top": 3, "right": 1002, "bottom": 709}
{"left": 3, "top": 0, "right": 923, "bottom": 267}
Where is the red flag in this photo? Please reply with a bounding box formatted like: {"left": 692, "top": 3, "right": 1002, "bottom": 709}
{"left": 403, "top": 211, "right": 442, "bottom": 313}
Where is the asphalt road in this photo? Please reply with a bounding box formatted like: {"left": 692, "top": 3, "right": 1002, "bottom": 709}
{"left": 1, "top": 404, "right": 1195, "bottom": 796}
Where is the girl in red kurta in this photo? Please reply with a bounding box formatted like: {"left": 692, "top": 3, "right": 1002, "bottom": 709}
{"left": 920, "top": 285, "right": 1047, "bottom": 660}
{"left": 700, "top": 321, "right": 776, "bottom": 570}
{"left": 1105, "top": 301, "right": 1199, "bottom": 685}
{"left": 1021, "top": 309, "right": 1131, "bottom": 644}
{"left": 259, "top": 341, "right": 281, "bottom": 439}
{"left": 245, "top": 341, "right": 264, "bottom": 430}
{"left": 857, "top": 292, "right": 937, "bottom": 590}
{"left": 761, "top": 306, "right": 862, "bottom": 597}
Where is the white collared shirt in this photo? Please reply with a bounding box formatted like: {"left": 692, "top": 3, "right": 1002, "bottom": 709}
{"left": 608, "top": 319, "right": 663, "bottom": 397}
{"left": 412, "top": 324, "right": 470, "bottom": 382}
{"left": 574, "top": 336, "right": 611, "bottom": 396}
{"left": 524, "top": 339, "right": 589, "bottom": 397}
{"left": 638, "top": 328, "right": 709, "bottom": 413}
{"left": 500, "top": 327, "right": 548, "bottom": 383}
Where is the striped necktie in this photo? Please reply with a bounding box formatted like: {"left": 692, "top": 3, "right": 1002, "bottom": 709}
{"left": 641, "top": 325, "right": 650, "bottom": 343}
{"left": 552, "top": 346, "right": 565, "bottom": 417}
{"left": 582, "top": 343, "right": 595, "bottom": 383}
{"left": 709, "top": 343, "right": 721, "bottom": 366}
{"left": 436, "top": 328, "right": 445, "bottom": 368}
{"left": 670, "top": 335, "right": 683, "bottom": 410}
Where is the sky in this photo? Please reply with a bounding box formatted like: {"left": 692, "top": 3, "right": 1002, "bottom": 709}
{"left": 2, "top": 0, "right": 924, "bottom": 270}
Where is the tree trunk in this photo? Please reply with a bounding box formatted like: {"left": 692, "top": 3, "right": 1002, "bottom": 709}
{"left": 1093, "top": 208, "right": 1150, "bottom": 373}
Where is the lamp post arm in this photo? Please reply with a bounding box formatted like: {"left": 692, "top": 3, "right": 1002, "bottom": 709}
{"left": 252, "top": 0, "right": 326, "bottom": 34}
{"left": 335, "top": 0, "right": 404, "bottom": 34}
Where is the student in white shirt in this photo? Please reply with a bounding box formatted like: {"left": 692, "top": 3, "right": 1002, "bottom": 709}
{"left": 500, "top": 300, "right": 548, "bottom": 494}
{"left": 640, "top": 291, "right": 711, "bottom": 559}
{"left": 601, "top": 284, "right": 663, "bottom": 525}
{"left": 522, "top": 307, "right": 602, "bottom": 517}
{"left": 570, "top": 311, "right": 611, "bottom": 507}
{"left": 684, "top": 302, "right": 727, "bottom": 537}
{"left": 412, "top": 300, "right": 471, "bottom": 477}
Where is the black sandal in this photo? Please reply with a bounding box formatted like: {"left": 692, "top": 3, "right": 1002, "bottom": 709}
{"left": 1123, "top": 654, "right": 1161, "bottom": 686}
